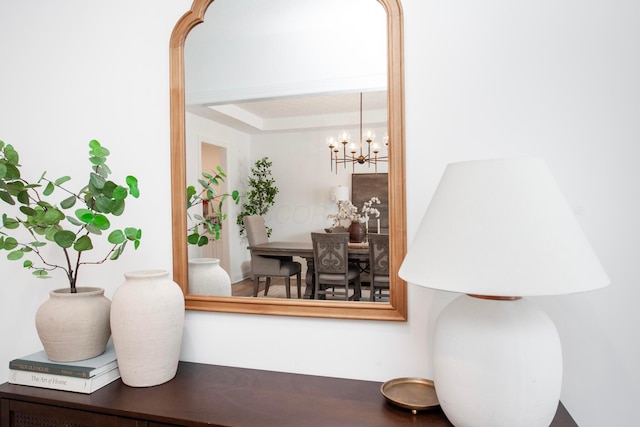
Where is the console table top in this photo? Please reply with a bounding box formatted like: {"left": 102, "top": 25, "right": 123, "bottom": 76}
{"left": 0, "top": 361, "right": 577, "bottom": 426}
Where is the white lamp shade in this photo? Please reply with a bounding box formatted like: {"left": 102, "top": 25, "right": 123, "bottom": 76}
{"left": 330, "top": 185, "right": 350, "bottom": 202}
{"left": 399, "top": 157, "right": 609, "bottom": 296}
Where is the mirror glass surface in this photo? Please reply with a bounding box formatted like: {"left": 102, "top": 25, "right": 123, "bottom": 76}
{"left": 170, "top": 0, "right": 406, "bottom": 320}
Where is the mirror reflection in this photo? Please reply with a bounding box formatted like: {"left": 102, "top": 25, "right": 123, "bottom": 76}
{"left": 171, "top": 0, "right": 406, "bottom": 319}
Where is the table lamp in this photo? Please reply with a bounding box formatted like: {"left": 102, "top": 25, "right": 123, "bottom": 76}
{"left": 330, "top": 185, "right": 350, "bottom": 202}
{"left": 399, "top": 157, "right": 609, "bottom": 427}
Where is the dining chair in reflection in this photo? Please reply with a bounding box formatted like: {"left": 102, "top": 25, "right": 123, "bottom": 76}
{"left": 368, "top": 233, "right": 390, "bottom": 302}
{"left": 244, "top": 215, "right": 302, "bottom": 298}
{"left": 311, "top": 232, "right": 361, "bottom": 301}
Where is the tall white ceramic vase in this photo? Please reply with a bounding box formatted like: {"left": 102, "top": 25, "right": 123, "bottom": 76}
{"left": 35, "top": 287, "right": 111, "bottom": 362}
{"left": 110, "top": 270, "right": 185, "bottom": 387}
{"left": 188, "top": 257, "right": 232, "bottom": 296}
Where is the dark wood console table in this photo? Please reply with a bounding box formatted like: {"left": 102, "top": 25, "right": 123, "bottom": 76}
{"left": 0, "top": 361, "right": 577, "bottom": 426}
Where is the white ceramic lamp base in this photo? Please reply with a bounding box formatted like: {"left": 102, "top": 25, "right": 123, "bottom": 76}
{"left": 433, "top": 295, "right": 562, "bottom": 427}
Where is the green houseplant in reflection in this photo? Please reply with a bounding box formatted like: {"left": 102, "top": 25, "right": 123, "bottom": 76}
{"left": 0, "top": 139, "right": 142, "bottom": 361}
{"left": 186, "top": 166, "right": 240, "bottom": 296}
{"left": 236, "top": 157, "right": 279, "bottom": 237}
{"left": 186, "top": 166, "right": 240, "bottom": 247}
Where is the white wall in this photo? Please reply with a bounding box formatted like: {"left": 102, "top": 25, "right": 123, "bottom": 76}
{"left": 1, "top": 1, "right": 638, "bottom": 426}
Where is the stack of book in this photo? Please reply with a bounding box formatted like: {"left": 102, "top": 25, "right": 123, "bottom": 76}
{"left": 8, "top": 340, "right": 120, "bottom": 394}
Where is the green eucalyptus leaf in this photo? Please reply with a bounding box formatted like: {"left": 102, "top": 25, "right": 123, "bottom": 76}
{"left": 2, "top": 163, "right": 20, "bottom": 180}
{"left": 110, "top": 199, "right": 125, "bottom": 216}
{"left": 187, "top": 232, "right": 199, "bottom": 245}
{"left": 32, "top": 269, "right": 49, "bottom": 278}
{"left": 108, "top": 229, "right": 125, "bottom": 244}
{"left": 66, "top": 216, "right": 83, "bottom": 226}
{"left": 89, "top": 172, "right": 106, "bottom": 190}
{"left": 92, "top": 214, "right": 110, "bottom": 230}
{"left": 54, "top": 176, "right": 71, "bottom": 186}
{"left": 94, "top": 196, "right": 114, "bottom": 213}
{"left": 4, "top": 145, "right": 19, "bottom": 164}
{"left": 76, "top": 209, "right": 94, "bottom": 224}
{"left": 44, "top": 227, "right": 58, "bottom": 241}
{"left": 2, "top": 215, "right": 19, "bottom": 230}
{"left": 92, "top": 147, "right": 110, "bottom": 158}
{"left": 7, "top": 250, "right": 24, "bottom": 260}
{"left": 102, "top": 181, "right": 117, "bottom": 198}
{"left": 74, "top": 235, "right": 93, "bottom": 251}
{"left": 85, "top": 223, "right": 102, "bottom": 235}
{"left": 53, "top": 230, "right": 76, "bottom": 248}
{"left": 36, "top": 200, "right": 52, "bottom": 209}
{"left": 89, "top": 155, "right": 106, "bottom": 166}
{"left": 186, "top": 185, "right": 196, "bottom": 201}
{"left": 2, "top": 236, "right": 18, "bottom": 250}
{"left": 0, "top": 190, "right": 15, "bottom": 205}
{"left": 110, "top": 243, "right": 125, "bottom": 260}
{"left": 23, "top": 259, "right": 32, "bottom": 268}
{"left": 19, "top": 206, "right": 37, "bottom": 217}
{"left": 126, "top": 176, "right": 139, "bottom": 198}
{"left": 98, "top": 163, "right": 111, "bottom": 177}
{"left": 0, "top": 163, "right": 6, "bottom": 179}
{"left": 16, "top": 190, "right": 29, "bottom": 204}
{"left": 124, "top": 227, "right": 140, "bottom": 240}
{"left": 43, "top": 208, "right": 65, "bottom": 225}
{"left": 112, "top": 185, "right": 128, "bottom": 201}
{"left": 197, "top": 235, "right": 209, "bottom": 247}
{"left": 60, "top": 195, "right": 77, "bottom": 209}
{"left": 43, "top": 182, "right": 55, "bottom": 196}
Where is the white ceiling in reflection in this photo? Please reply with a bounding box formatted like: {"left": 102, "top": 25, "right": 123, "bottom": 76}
{"left": 184, "top": 0, "right": 387, "bottom": 134}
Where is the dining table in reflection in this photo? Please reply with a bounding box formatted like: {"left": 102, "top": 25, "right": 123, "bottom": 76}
{"left": 246, "top": 240, "right": 370, "bottom": 299}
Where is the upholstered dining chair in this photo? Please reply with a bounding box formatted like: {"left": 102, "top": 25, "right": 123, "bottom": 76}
{"left": 368, "top": 233, "right": 390, "bottom": 302}
{"left": 311, "top": 232, "right": 361, "bottom": 301}
{"left": 244, "top": 216, "right": 302, "bottom": 298}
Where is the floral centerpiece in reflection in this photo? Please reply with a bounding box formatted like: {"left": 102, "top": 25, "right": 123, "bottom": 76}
{"left": 328, "top": 197, "right": 381, "bottom": 228}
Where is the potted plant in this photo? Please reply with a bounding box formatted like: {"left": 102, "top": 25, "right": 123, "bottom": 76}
{"left": 0, "top": 139, "right": 141, "bottom": 362}
{"left": 186, "top": 166, "right": 239, "bottom": 247}
{"left": 186, "top": 166, "right": 239, "bottom": 296}
{"left": 236, "top": 157, "right": 279, "bottom": 237}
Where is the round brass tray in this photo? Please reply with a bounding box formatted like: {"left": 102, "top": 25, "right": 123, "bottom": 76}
{"left": 380, "top": 377, "right": 439, "bottom": 414}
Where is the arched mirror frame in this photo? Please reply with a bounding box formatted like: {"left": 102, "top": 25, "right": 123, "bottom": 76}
{"left": 170, "top": 0, "right": 407, "bottom": 320}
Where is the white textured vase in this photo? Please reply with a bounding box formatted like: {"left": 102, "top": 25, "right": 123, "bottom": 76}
{"left": 110, "top": 270, "right": 185, "bottom": 387}
{"left": 35, "top": 287, "right": 111, "bottom": 362}
{"left": 188, "top": 258, "right": 232, "bottom": 296}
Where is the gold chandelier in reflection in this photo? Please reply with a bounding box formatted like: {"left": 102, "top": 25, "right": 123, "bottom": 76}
{"left": 325, "top": 93, "right": 388, "bottom": 174}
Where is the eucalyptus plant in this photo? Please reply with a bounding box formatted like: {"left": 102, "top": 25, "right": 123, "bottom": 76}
{"left": 0, "top": 139, "right": 141, "bottom": 291}
{"left": 236, "top": 157, "right": 279, "bottom": 237}
{"left": 186, "top": 166, "right": 239, "bottom": 247}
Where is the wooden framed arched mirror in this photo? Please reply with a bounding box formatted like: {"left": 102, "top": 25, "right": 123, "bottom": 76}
{"left": 170, "top": 0, "right": 406, "bottom": 320}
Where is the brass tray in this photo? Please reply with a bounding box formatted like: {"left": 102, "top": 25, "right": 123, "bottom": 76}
{"left": 380, "top": 377, "right": 439, "bottom": 414}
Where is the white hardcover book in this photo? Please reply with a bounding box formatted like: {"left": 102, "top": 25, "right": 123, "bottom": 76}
{"left": 8, "top": 366, "right": 121, "bottom": 394}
